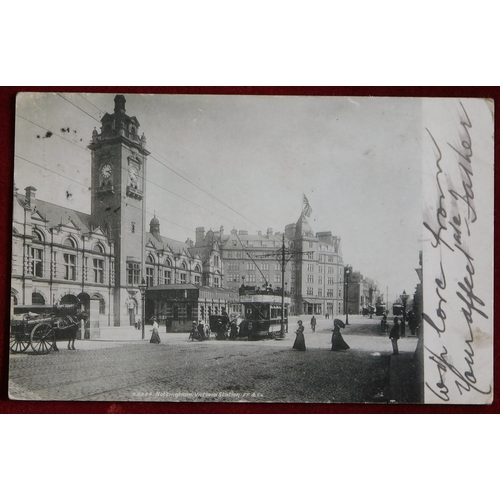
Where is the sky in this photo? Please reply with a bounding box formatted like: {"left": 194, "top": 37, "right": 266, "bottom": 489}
{"left": 14, "top": 92, "right": 423, "bottom": 302}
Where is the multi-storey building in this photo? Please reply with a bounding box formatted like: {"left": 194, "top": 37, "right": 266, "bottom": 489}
{"left": 285, "top": 215, "right": 344, "bottom": 317}
{"left": 346, "top": 271, "right": 380, "bottom": 314}
{"left": 11, "top": 185, "right": 115, "bottom": 337}
{"left": 219, "top": 227, "right": 290, "bottom": 291}
{"left": 215, "top": 215, "right": 344, "bottom": 317}
{"left": 11, "top": 95, "right": 223, "bottom": 334}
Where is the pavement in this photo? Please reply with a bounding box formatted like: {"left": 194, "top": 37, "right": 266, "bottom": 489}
{"left": 9, "top": 314, "right": 421, "bottom": 403}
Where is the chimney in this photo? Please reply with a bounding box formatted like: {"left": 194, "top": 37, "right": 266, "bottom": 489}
{"left": 220, "top": 226, "right": 224, "bottom": 237}
{"left": 25, "top": 186, "right": 37, "bottom": 210}
{"left": 196, "top": 227, "right": 205, "bottom": 246}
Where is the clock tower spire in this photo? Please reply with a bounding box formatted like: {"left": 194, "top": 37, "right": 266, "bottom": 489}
{"left": 88, "top": 95, "right": 150, "bottom": 326}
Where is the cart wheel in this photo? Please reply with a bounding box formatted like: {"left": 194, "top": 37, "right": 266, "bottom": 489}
{"left": 10, "top": 330, "right": 30, "bottom": 353}
{"left": 30, "top": 323, "right": 55, "bottom": 354}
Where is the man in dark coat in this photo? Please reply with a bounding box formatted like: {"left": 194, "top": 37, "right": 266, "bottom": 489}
{"left": 389, "top": 318, "right": 400, "bottom": 355}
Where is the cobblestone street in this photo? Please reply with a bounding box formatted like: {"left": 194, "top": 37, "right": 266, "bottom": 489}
{"left": 9, "top": 316, "right": 419, "bottom": 403}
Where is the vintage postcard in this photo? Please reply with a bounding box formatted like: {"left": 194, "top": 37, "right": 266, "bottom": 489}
{"left": 8, "top": 93, "right": 494, "bottom": 404}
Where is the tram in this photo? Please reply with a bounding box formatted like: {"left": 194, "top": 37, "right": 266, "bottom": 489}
{"left": 392, "top": 303, "right": 403, "bottom": 316}
{"left": 238, "top": 286, "right": 291, "bottom": 340}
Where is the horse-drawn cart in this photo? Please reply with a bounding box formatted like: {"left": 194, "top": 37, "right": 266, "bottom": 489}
{"left": 10, "top": 304, "right": 87, "bottom": 355}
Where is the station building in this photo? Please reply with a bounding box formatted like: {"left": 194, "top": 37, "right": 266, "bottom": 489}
{"left": 11, "top": 95, "right": 224, "bottom": 336}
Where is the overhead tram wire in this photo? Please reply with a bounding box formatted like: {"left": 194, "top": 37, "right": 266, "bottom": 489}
{"left": 234, "top": 230, "right": 270, "bottom": 286}
{"left": 16, "top": 115, "right": 89, "bottom": 152}
{"left": 147, "top": 148, "right": 262, "bottom": 229}
{"left": 71, "top": 93, "right": 263, "bottom": 230}
{"left": 19, "top": 109, "right": 244, "bottom": 228}
{"left": 15, "top": 155, "right": 90, "bottom": 189}
{"left": 56, "top": 93, "right": 102, "bottom": 124}
{"left": 14, "top": 155, "right": 194, "bottom": 234}
{"left": 77, "top": 93, "right": 106, "bottom": 114}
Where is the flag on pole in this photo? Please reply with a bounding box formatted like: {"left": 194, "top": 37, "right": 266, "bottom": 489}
{"left": 302, "top": 194, "right": 312, "bottom": 217}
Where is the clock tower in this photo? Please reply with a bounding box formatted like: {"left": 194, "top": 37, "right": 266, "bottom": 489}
{"left": 88, "top": 95, "right": 150, "bottom": 326}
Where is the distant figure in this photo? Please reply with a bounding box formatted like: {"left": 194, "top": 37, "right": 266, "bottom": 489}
{"left": 380, "top": 313, "right": 388, "bottom": 332}
{"left": 197, "top": 321, "right": 205, "bottom": 340}
{"left": 331, "top": 318, "right": 350, "bottom": 351}
{"left": 135, "top": 313, "right": 141, "bottom": 330}
{"left": 293, "top": 320, "right": 306, "bottom": 351}
{"left": 389, "top": 318, "right": 400, "bottom": 355}
{"left": 189, "top": 321, "right": 199, "bottom": 341}
{"left": 408, "top": 310, "right": 417, "bottom": 336}
{"left": 150, "top": 316, "right": 161, "bottom": 344}
{"left": 310, "top": 315, "right": 316, "bottom": 332}
{"left": 229, "top": 320, "right": 238, "bottom": 340}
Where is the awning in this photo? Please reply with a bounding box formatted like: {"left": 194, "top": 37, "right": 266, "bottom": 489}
{"left": 303, "top": 300, "right": 322, "bottom": 305}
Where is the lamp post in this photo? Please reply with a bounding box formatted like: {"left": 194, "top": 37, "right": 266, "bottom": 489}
{"left": 344, "top": 265, "right": 352, "bottom": 325}
{"left": 138, "top": 278, "right": 147, "bottom": 340}
{"left": 400, "top": 290, "right": 409, "bottom": 338}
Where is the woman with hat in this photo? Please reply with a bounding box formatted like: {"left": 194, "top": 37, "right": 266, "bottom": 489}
{"left": 150, "top": 316, "right": 161, "bottom": 344}
{"left": 331, "top": 318, "right": 350, "bottom": 351}
{"left": 189, "top": 321, "right": 198, "bottom": 341}
{"left": 293, "top": 320, "right": 306, "bottom": 351}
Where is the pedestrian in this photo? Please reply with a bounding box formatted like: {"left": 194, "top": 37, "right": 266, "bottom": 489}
{"left": 293, "top": 320, "right": 306, "bottom": 351}
{"left": 389, "top": 318, "right": 400, "bottom": 355}
{"left": 189, "top": 321, "right": 198, "bottom": 341}
{"left": 135, "top": 313, "right": 141, "bottom": 330}
{"left": 331, "top": 318, "right": 350, "bottom": 351}
{"left": 197, "top": 320, "right": 205, "bottom": 340}
{"left": 310, "top": 315, "right": 316, "bottom": 332}
{"left": 149, "top": 316, "right": 161, "bottom": 344}
{"left": 230, "top": 320, "right": 238, "bottom": 340}
{"left": 408, "top": 310, "right": 417, "bottom": 336}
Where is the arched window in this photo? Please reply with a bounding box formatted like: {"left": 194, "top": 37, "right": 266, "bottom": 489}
{"left": 194, "top": 265, "right": 201, "bottom": 273}
{"left": 146, "top": 254, "right": 155, "bottom": 287}
{"left": 32, "top": 229, "right": 44, "bottom": 243}
{"left": 60, "top": 294, "right": 78, "bottom": 305}
{"left": 62, "top": 238, "right": 77, "bottom": 281}
{"left": 165, "top": 258, "right": 172, "bottom": 267}
{"left": 63, "top": 237, "right": 76, "bottom": 248}
{"left": 179, "top": 261, "right": 188, "bottom": 284}
{"left": 31, "top": 230, "right": 44, "bottom": 277}
{"left": 32, "top": 292, "right": 45, "bottom": 305}
{"left": 92, "top": 244, "right": 105, "bottom": 283}
{"left": 93, "top": 243, "right": 104, "bottom": 254}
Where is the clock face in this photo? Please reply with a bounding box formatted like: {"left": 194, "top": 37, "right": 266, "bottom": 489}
{"left": 129, "top": 166, "right": 138, "bottom": 182}
{"left": 101, "top": 164, "right": 112, "bottom": 179}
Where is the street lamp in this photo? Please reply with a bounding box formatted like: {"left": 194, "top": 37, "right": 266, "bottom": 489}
{"left": 400, "top": 290, "right": 409, "bottom": 338}
{"left": 344, "top": 265, "right": 352, "bottom": 325}
{"left": 138, "top": 278, "right": 147, "bottom": 340}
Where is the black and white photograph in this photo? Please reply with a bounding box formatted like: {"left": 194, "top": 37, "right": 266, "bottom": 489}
{"left": 8, "top": 92, "right": 494, "bottom": 404}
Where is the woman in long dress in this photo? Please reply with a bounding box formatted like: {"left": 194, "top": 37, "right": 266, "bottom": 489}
{"left": 331, "top": 318, "right": 350, "bottom": 351}
{"left": 150, "top": 316, "right": 161, "bottom": 344}
{"left": 293, "top": 320, "right": 306, "bottom": 351}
